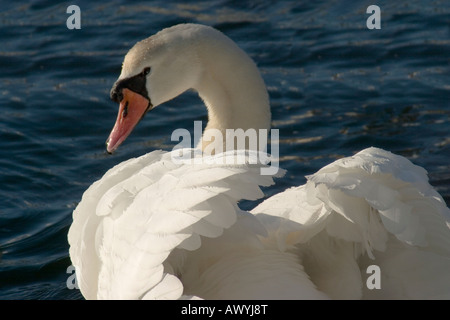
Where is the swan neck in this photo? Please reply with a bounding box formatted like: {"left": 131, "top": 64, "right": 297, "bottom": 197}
{"left": 194, "top": 38, "right": 271, "bottom": 147}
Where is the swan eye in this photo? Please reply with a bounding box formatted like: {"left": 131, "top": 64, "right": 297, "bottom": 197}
{"left": 142, "top": 67, "right": 151, "bottom": 76}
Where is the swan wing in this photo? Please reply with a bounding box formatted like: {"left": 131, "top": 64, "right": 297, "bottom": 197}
{"left": 253, "top": 147, "right": 450, "bottom": 299}
{"left": 68, "top": 149, "right": 277, "bottom": 299}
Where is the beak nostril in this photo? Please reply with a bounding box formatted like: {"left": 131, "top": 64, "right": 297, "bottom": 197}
{"left": 122, "top": 101, "right": 129, "bottom": 118}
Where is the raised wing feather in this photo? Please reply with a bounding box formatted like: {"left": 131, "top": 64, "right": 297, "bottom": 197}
{"left": 253, "top": 147, "right": 450, "bottom": 299}
{"left": 68, "top": 149, "right": 278, "bottom": 299}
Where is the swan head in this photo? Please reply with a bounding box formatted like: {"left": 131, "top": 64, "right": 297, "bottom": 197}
{"left": 106, "top": 23, "right": 270, "bottom": 154}
{"left": 106, "top": 24, "right": 204, "bottom": 153}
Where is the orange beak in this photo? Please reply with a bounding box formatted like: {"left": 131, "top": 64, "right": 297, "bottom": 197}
{"left": 106, "top": 88, "right": 151, "bottom": 153}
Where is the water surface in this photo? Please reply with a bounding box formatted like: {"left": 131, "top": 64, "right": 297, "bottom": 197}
{"left": 0, "top": 0, "right": 449, "bottom": 299}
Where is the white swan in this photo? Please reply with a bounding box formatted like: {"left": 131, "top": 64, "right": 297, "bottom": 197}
{"left": 68, "top": 23, "right": 450, "bottom": 300}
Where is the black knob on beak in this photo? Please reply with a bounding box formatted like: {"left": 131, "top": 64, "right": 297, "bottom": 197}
{"left": 110, "top": 81, "right": 124, "bottom": 103}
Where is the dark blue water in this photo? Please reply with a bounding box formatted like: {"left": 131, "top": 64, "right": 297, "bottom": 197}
{"left": 0, "top": 0, "right": 449, "bottom": 299}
